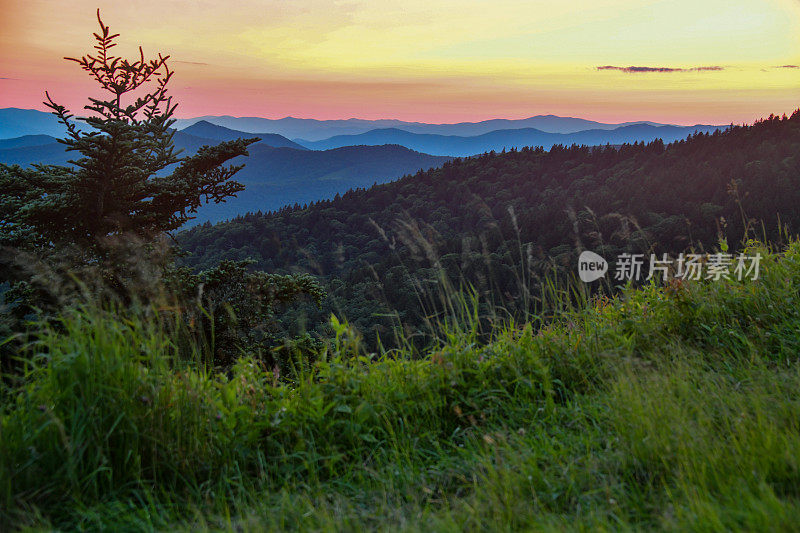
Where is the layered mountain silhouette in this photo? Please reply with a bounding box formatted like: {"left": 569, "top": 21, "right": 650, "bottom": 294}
{"left": 0, "top": 136, "right": 71, "bottom": 166}
{"left": 3, "top": 107, "right": 724, "bottom": 145}
{"left": 0, "top": 134, "right": 60, "bottom": 150}
{"left": 295, "top": 124, "right": 725, "bottom": 156}
{"left": 171, "top": 114, "right": 667, "bottom": 140}
{"left": 0, "top": 107, "right": 727, "bottom": 223}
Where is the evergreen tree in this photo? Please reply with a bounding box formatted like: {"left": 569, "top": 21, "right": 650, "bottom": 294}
{"left": 0, "top": 10, "right": 257, "bottom": 251}
{"left": 0, "top": 11, "right": 325, "bottom": 370}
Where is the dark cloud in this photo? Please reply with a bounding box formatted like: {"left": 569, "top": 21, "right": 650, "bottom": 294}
{"left": 596, "top": 65, "right": 724, "bottom": 73}
{"left": 174, "top": 60, "right": 209, "bottom": 66}
{"left": 689, "top": 66, "right": 725, "bottom": 72}
{"left": 597, "top": 65, "right": 681, "bottom": 73}
{"left": 0, "top": 77, "right": 19, "bottom": 80}
{"left": 775, "top": 65, "right": 799, "bottom": 69}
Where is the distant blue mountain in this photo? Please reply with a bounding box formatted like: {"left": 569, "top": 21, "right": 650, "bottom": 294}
{"left": 0, "top": 134, "right": 59, "bottom": 150}
{"left": 180, "top": 120, "right": 307, "bottom": 150}
{"left": 174, "top": 116, "right": 432, "bottom": 141}
{"left": 297, "top": 124, "right": 726, "bottom": 156}
{"left": 2, "top": 107, "right": 725, "bottom": 154}
{"left": 0, "top": 108, "right": 65, "bottom": 139}
{"left": 172, "top": 114, "right": 681, "bottom": 141}
{"left": 0, "top": 140, "right": 70, "bottom": 166}
{"left": 187, "top": 143, "right": 450, "bottom": 225}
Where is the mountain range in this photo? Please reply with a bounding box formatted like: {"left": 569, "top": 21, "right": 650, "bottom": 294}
{"left": 0, "top": 107, "right": 728, "bottom": 222}
{"left": 2, "top": 107, "right": 724, "bottom": 144}
{"left": 294, "top": 123, "right": 724, "bottom": 156}
{"left": 172, "top": 114, "right": 677, "bottom": 140}
{"left": 179, "top": 121, "right": 307, "bottom": 150}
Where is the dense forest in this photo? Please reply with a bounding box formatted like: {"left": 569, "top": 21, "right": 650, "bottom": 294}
{"left": 179, "top": 111, "right": 800, "bottom": 345}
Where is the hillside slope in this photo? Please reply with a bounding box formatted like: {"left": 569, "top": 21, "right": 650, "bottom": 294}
{"left": 179, "top": 112, "right": 800, "bottom": 341}
{"left": 4, "top": 241, "right": 800, "bottom": 530}
{"left": 0, "top": 140, "right": 71, "bottom": 166}
{"left": 0, "top": 135, "right": 59, "bottom": 150}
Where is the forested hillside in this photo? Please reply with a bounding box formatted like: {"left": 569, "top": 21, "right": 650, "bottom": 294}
{"left": 180, "top": 112, "right": 800, "bottom": 344}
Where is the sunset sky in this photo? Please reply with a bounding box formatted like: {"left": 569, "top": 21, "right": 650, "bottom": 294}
{"left": 1, "top": 0, "right": 798, "bottom": 124}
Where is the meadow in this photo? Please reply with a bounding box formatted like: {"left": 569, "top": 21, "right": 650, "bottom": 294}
{"left": 3, "top": 240, "right": 800, "bottom": 531}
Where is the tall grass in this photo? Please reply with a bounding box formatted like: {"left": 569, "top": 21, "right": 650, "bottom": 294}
{"left": 2, "top": 240, "right": 800, "bottom": 530}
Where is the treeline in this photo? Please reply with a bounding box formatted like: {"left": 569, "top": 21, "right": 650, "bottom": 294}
{"left": 179, "top": 111, "right": 800, "bottom": 345}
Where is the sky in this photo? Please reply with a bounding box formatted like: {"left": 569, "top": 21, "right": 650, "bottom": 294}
{"left": 0, "top": 0, "right": 798, "bottom": 125}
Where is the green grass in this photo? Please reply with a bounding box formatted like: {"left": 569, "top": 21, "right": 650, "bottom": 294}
{"left": 3, "top": 240, "right": 800, "bottom": 531}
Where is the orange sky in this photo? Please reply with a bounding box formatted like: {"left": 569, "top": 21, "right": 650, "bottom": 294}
{"left": 1, "top": 0, "right": 798, "bottom": 124}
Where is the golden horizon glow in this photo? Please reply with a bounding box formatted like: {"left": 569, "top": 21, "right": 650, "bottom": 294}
{"left": 1, "top": 0, "right": 798, "bottom": 124}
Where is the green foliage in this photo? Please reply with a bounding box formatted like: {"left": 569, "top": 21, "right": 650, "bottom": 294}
{"left": 166, "top": 259, "right": 326, "bottom": 368}
{"left": 0, "top": 13, "right": 324, "bottom": 370}
{"left": 3, "top": 241, "right": 800, "bottom": 529}
{"left": 179, "top": 112, "right": 800, "bottom": 348}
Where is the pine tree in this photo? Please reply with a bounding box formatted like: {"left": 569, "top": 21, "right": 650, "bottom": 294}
{"left": 0, "top": 9, "right": 257, "bottom": 251}
{"left": 0, "top": 12, "right": 325, "bottom": 370}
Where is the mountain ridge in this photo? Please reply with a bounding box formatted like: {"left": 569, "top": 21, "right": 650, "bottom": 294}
{"left": 173, "top": 113, "right": 719, "bottom": 140}
{"left": 180, "top": 120, "right": 307, "bottom": 150}
{"left": 1, "top": 107, "right": 724, "bottom": 142}
{"left": 296, "top": 123, "right": 726, "bottom": 156}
